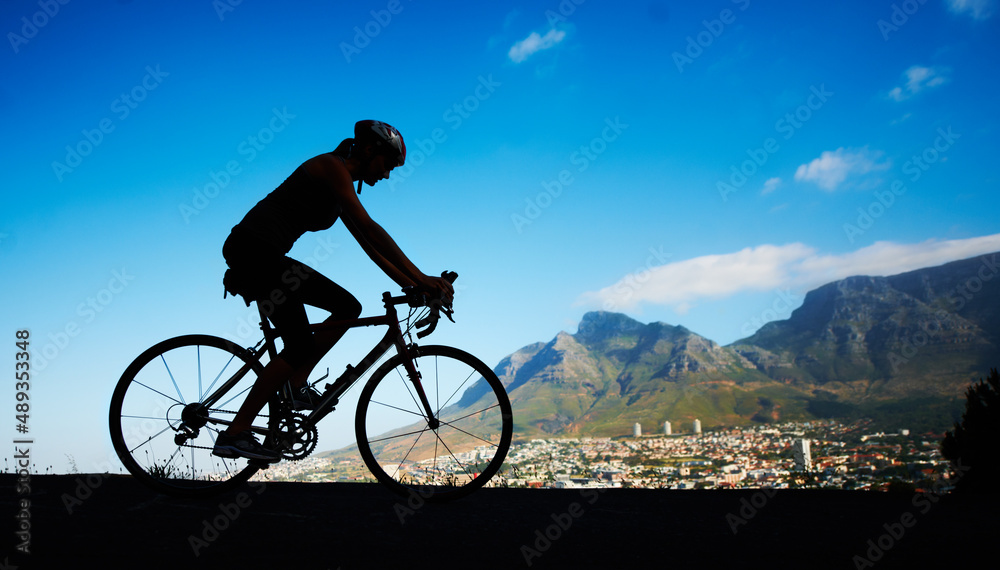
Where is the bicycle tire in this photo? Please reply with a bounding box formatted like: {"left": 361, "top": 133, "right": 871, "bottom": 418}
{"left": 355, "top": 345, "right": 513, "bottom": 501}
{"left": 109, "top": 334, "right": 277, "bottom": 497}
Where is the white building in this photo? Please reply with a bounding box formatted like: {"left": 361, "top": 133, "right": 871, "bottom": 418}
{"left": 793, "top": 438, "right": 812, "bottom": 471}
{"left": 693, "top": 419, "right": 702, "bottom": 434}
{"left": 664, "top": 421, "right": 672, "bottom": 436}
{"left": 633, "top": 422, "right": 642, "bottom": 437}
{"left": 720, "top": 464, "right": 746, "bottom": 485}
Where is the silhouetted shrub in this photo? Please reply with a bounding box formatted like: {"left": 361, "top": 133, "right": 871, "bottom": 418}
{"left": 940, "top": 368, "right": 1000, "bottom": 493}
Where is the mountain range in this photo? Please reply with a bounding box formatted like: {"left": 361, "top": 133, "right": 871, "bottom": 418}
{"left": 492, "top": 251, "right": 1000, "bottom": 437}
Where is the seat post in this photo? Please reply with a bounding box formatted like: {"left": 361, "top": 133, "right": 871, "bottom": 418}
{"left": 257, "top": 302, "right": 278, "bottom": 359}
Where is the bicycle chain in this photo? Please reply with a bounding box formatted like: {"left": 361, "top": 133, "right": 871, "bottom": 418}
{"left": 170, "top": 408, "right": 316, "bottom": 459}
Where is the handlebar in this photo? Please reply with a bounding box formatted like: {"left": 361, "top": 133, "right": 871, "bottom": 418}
{"left": 403, "top": 271, "right": 457, "bottom": 338}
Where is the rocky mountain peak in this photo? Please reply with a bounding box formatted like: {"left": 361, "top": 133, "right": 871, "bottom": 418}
{"left": 575, "top": 311, "right": 646, "bottom": 342}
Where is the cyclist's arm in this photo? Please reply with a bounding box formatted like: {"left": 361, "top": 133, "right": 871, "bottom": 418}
{"left": 308, "top": 156, "right": 451, "bottom": 297}
{"left": 344, "top": 213, "right": 423, "bottom": 288}
{"left": 347, "top": 209, "right": 454, "bottom": 302}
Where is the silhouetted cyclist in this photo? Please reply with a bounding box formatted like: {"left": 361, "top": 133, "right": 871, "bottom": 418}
{"left": 214, "top": 120, "right": 453, "bottom": 462}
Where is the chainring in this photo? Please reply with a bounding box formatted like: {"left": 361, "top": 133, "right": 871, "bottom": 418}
{"left": 277, "top": 412, "right": 318, "bottom": 461}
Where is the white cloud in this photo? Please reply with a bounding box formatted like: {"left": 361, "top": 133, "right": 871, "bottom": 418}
{"left": 948, "top": 0, "right": 996, "bottom": 19}
{"left": 888, "top": 65, "right": 949, "bottom": 101}
{"left": 890, "top": 112, "right": 913, "bottom": 125}
{"left": 578, "top": 243, "right": 816, "bottom": 312}
{"left": 761, "top": 177, "right": 781, "bottom": 195}
{"left": 577, "top": 234, "right": 1000, "bottom": 313}
{"left": 508, "top": 28, "right": 566, "bottom": 63}
{"left": 794, "top": 147, "right": 890, "bottom": 191}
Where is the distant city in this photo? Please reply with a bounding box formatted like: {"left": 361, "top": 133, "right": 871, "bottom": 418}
{"left": 253, "top": 419, "right": 958, "bottom": 492}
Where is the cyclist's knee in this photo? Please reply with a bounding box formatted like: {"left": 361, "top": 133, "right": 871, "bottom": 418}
{"left": 332, "top": 295, "right": 362, "bottom": 320}
{"left": 346, "top": 298, "right": 362, "bottom": 319}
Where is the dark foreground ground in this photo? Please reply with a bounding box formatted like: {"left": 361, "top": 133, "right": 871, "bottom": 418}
{"left": 1, "top": 473, "right": 996, "bottom": 569}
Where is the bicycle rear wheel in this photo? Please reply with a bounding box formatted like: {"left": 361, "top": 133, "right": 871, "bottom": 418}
{"left": 355, "top": 345, "right": 513, "bottom": 501}
{"left": 109, "top": 334, "right": 276, "bottom": 497}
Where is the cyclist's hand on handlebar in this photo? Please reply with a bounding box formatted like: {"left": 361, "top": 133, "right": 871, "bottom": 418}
{"left": 423, "top": 274, "right": 454, "bottom": 306}
{"left": 413, "top": 271, "right": 457, "bottom": 338}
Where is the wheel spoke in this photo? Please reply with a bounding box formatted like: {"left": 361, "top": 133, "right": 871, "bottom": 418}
{"left": 120, "top": 413, "right": 172, "bottom": 422}
{"left": 389, "top": 428, "right": 427, "bottom": 479}
{"left": 429, "top": 429, "right": 474, "bottom": 482}
{"left": 131, "top": 380, "right": 183, "bottom": 406}
{"left": 200, "top": 352, "right": 240, "bottom": 403}
{"left": 436, "top": 417, "right": 501, "bottom": 448}
{"left": 160, "top": 354, "right": 186, "bottom": 403}
{"left": 366, "top": 425, "right": 432, "bottom": 445}
{"left": 441, "top": 402, "right": 502, "bottom": 425}
{"left": 368, "top": 398, "right": 427, "bottom": 419}
{"left": 437, "top": 367, "right": 477, "bottom": 415}
{"left": 218, "top": 383, "right": 253, "bottom": 410}
{"left": 197, "top": 345, "right": 203, "bottom": 402}
{"left": 127, "top": 424, "right": 175, "bottom": 454}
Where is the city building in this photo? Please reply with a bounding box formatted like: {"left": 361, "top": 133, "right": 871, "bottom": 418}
{"left": 693, "top": 419, "right": 702, "bottom": 434}
{"left": 633, "top": 422, "right": 642, "bottom": 437}
{"left": 794, "top": 438, "right": 812, "bottom": 471}
{"left": 664, "top": 421, "right": 672, "bottom": 436}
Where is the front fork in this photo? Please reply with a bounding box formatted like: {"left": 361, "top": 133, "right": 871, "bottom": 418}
{"left": 401, "top": 346, "right": 439, "bottom": 430}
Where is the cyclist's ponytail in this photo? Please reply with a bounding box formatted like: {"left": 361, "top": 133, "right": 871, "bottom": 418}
{"left": 331, "top": 137, "right": 354, "bottom": 158}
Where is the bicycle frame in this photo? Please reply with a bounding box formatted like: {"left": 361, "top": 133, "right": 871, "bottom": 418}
{"left": 197, "top": 290, "right": 434, "bottom": 440}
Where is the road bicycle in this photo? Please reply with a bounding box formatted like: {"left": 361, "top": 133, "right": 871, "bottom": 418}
{"left": 109, "top": 273, "right": 513, "bottom": 501}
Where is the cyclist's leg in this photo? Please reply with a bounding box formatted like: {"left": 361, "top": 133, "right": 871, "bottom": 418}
{"left": 276, "top": 258, "right": 362, "bottom": 386}
{"left": 223, "top": 319, "right": 312, "bottom": 437}
{"left": 225, "top": 354, "right": 294, "bottom": 436}
{"left": 225, "top": 299, "right": 312, "bottom": 436}
{"left": 293, "top": 259, "right": 362, "bottom": 359}
{"left": 260, "top": 282, "right": 318, "bottom": 389}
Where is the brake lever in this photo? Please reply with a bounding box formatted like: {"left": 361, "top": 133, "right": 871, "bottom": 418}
{"left": 414, "top": 307, "right": 435, "bottom": 330}
{"left": 413, "top": 271, "right": 458, "bottom": 338}
{"left": 441, "top": 270, "right": 457, "bottom": 322}
{"left": 440, "top": 302, "right": 455, "bottom": 323}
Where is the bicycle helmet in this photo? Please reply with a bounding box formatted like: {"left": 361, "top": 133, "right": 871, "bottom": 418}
{"left": 354, "top": 120, "right": 406, "bottom": 167}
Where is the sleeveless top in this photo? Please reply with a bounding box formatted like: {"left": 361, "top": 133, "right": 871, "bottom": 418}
{"left": 229, "top": 155, "right": 342, "bottom": 256}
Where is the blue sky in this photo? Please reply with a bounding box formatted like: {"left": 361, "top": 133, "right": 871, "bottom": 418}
{"left": 2, "top": 0, "right": 998, "bottom": 473}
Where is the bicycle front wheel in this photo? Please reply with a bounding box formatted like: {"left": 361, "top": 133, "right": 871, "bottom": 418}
{"left": 109, "top": 334, "right": 276, "bottom": 497}
{"left": 355, "top": 345, "right": 513, "bottom": 501}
